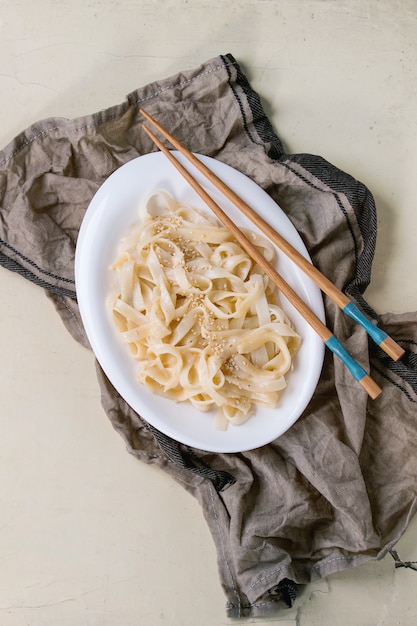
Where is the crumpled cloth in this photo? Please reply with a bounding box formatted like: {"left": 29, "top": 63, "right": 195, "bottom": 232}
{"left": 1, "top": 53, "right": 416, "bottom": 618}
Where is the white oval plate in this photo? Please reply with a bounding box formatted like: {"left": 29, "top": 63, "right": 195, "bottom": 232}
{"left": 75, "top": 152, "right": 324, "bottom": 453}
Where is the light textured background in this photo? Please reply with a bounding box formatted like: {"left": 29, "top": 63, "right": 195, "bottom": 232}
{"left": 1, "top": 1, "right": 416, "bottom": 624}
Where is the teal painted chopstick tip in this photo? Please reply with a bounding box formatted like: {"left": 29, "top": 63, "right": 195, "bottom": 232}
{"left": 325, "top": 335, "right": 367, "bottom": 382}
{"left": 343, "top": 301, "right": 388, "bottom": 346}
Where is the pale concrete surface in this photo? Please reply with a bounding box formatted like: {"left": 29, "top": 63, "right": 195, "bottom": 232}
{"left": 1, "top": 1, "right": 416, "bottom": 624}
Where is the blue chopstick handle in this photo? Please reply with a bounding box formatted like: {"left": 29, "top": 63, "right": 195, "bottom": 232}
{"left": 325, "top": 335, "right": 367, "bottom": 382}
{"left": 343, "top": 301, "right": 388, "bottom": 346}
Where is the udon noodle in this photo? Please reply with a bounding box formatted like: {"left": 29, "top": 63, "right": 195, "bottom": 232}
{"left": 108, "top": 191, "right": 300, "bottom": 429}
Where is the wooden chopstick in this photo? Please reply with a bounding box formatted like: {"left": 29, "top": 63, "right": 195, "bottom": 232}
{"left": 140, "top": 120, "right": 382, "bottom": 400}
{"left": 139, "top": 108, "right": 404, "bottom": 363}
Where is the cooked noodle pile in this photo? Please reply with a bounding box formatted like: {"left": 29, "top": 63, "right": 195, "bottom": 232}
{"left": 108, "top": 191, "right": 300, "bottom": 429}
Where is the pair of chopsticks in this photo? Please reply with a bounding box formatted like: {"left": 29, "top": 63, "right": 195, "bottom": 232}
{"left": 139, "top": 109, "right": 404, "bottom": 399}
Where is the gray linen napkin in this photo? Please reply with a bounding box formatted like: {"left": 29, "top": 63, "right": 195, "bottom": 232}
{"left": 1, "top": 53, "right": 416, "bottom": 618}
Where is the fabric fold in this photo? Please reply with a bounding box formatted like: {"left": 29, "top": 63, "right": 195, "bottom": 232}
{"left": 1, "top": 53, "right": 416, "bottom": 618}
